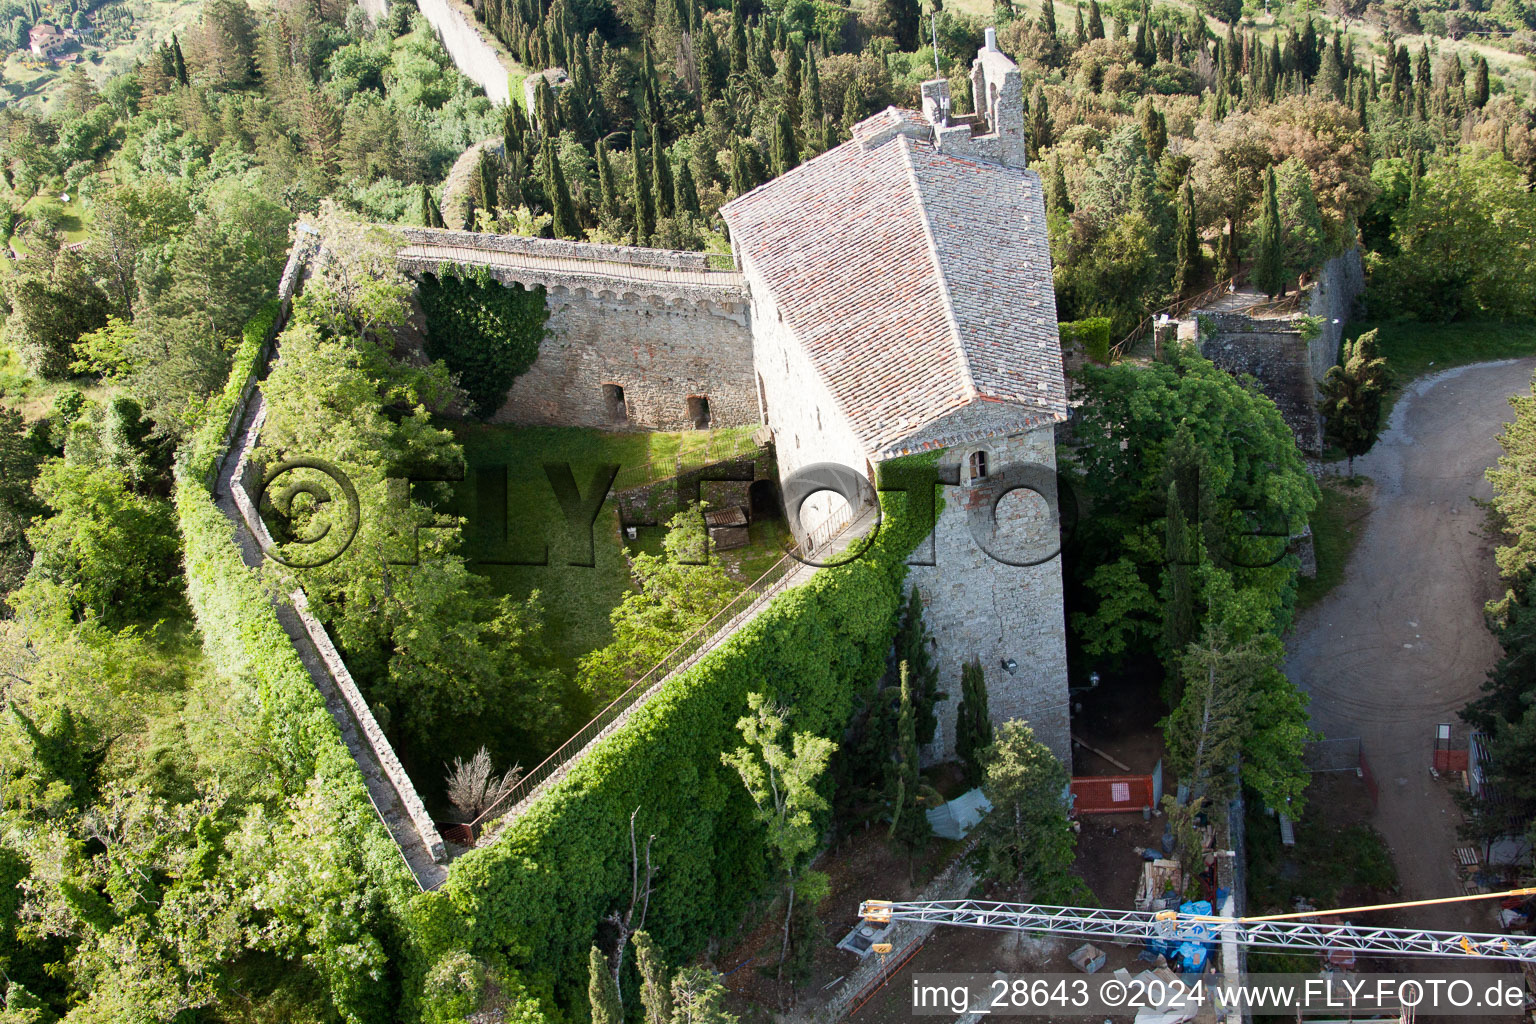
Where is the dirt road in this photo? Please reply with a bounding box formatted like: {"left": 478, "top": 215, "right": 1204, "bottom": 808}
{"left": 1285, "top": 358, "right": 1536, "bottom": 935}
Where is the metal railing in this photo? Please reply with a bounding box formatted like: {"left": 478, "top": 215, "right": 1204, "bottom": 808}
{"left": 398, "top": 242, "right": 746, "bottom": 291}
{"left": 1109, "top": 271, "right": 1246, "bottom": 361}
{"left": 465, "top": 505, "right": 874, "bottom": 841}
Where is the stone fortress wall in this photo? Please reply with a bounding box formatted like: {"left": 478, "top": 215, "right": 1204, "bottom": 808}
{"left": 907, "top": 427, "right": 1071, "bottom": 766}
{"left": 394, "top": 228, "right": 757, "bottom": 431}
{"left": 501, "top": 284, "right": 758, "bottom": 430}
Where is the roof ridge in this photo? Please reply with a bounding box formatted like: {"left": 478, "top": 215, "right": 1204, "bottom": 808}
{"left": 897, "top": 139, "right": 976, "bottom": 402}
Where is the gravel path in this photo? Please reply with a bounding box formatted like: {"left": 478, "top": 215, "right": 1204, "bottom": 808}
{"left": 1285, "top": 358, "right": 1536, "bottom": 936}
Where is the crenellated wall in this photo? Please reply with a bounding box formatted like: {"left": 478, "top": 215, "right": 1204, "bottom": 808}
{"left": 496, "top": 283, "right": 757, "bottom": 430}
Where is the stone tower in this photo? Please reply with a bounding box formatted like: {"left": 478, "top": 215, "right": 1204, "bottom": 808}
{"left": 721, "top": 34, "right": 1072, "bottom": 764}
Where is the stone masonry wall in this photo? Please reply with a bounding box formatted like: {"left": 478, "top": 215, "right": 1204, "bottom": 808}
{"left": 494, "top": 284, "right": 758, "bottom": 430}
{"left": 1198, "top": 314, "right": 1324, "bottom": 454}
{"left": 907, "top": 427, "right": 1071, "bottom": 766}
{"left": 739, "top": 250, "right": 870, "bottom": 539}
{"left": 1305, "top": 247, "right": 1365, "bottom": 381}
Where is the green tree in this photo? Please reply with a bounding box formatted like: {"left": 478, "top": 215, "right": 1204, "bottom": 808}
{"left": 954, "top": 658, "right": 992, "bottom": 788}
{"left": 1252, "top": 165, "right": 1286, "bottom": 298}
{"left": 670, "top": 967, "right": 737, "bottom": 1024}
{"left": 651, "top": 133, "right": 675, "bottom": 220}
{"left": 577, "top": 504, "right": 737, "bottom": 703}
{"left": 1472, "top": 56, "right": 1490, "bottom": 109}
{"left": 1174, "top": 179, "right": 1202, "bottom": 295}
{"left": 1069, "top": 344, "right": 1318, "bottom": 664}
{"left": 721, "top": 692, "right": 835, "bottom": 981}
{"left": 417, "top": 267, "right": 550, "bottom": 417}
{"left": 1319, "top": 328, "right": 1389, "bottom": 475}
{"left": 878, "top": 0, "right": 919, "bottom": 49}
{"left": 897, "top": 587, "right": 944, "bottom": 745}
{"left": 633, "top": 931, "right": 672, "bottom": 1024}
{"left": 772, "top": 106, "right": 799, "bottom": 176}
{"left": 632, "top": 141, "right": 656, "bottom": 244}
{"left": 545, "top": 139, "right": 581, "bottom": 239}
{"left": 886, "top": 662, "right": 934, "bottom": 879}
{"left": 1087, "top": 0, "right": 1104, "bottom": 39}
{"left": 21, "top": 462, "right": 179, "bottom": 626}
{"left": 974, "top": 721, "right": 1087, "bottom": 902}
{"left": 674, "top": 157, "right": 700, "bottom": 217}
{"left": 589, "top": 946, "right": 623, "bottom": 1024}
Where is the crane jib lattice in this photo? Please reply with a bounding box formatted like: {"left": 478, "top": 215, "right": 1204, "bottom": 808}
{"left": 859, "top": 900, "right": 1536, "bottom": 961}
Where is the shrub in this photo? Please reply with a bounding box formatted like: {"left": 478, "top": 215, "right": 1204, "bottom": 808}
{"left": 417, "top": 265, "right": 550, "bottom": 419}
{"left": 414, "top": 459, "right": 938, "bottom": 1014}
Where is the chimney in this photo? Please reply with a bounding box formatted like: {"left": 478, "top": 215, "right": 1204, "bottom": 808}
{"left": 920, "top": 79, "right": 951, "bottom": 127}
{"left": 984, "top": 26, "right": 998, "bottom": 51}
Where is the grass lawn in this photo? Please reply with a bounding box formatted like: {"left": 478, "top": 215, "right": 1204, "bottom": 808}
{"left": 1245, "top": 774, "right": 1398, "bottom": 915}
{"left": 1348, "top": 320, "right": 1536, "bottom": 422}
{"left": 1295, "top": 477, "right": 1371, "bottom": 612}
{"left": 448, "top": 422, "right": 762, "bottom": 667}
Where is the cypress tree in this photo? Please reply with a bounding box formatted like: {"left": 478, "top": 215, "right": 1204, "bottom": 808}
{"left": 881, "top": 0, "right": 920, "bottom": 50}
{"left": 675, "top": 156, "right": 700, "bottom": 216}
{"left": 558, "top": 82, "right": 593, "bottom": 143}
{"left": 1174, "top": 179, "right": 1200, "bottom": 295}
{"left": 476, "top": 149, "right": 499, "bottom": 213}
{"left": 887, "top": 662, "right": 932, "bottom": 880}
{"left": 729, "top": 0, "right": 748, "bottom": 78}
{"left": 632, "top": 931, "right": 672, "bottom": 1024}
{"left": 841, "top": 78, "right": 866, "bottom": 133}
{"left": 504, "top": 102, "right": 529, "bottom": 157}
{"left": 782, "top": 41, "right": 802, "bottom": 125}
{"left": 534, "top": 76, "right": 559, "bottom": 135}
{"left": 1040, "top": 0, "right": 1057, "bottom": 38}
{"left": 417, "top": 184, "right": 440, "bottom": 228}
{"left": 545, "top": 139, "right": 579, "bottom": 240}
{"left": 588, "top": 948, "right": 622, "bottom": 1024}
{"left": 171, "top": 33, "right": 187, "bottom": 85}
{"left": 1472, "top": 55, "right": 1489, "bottom": 109}
{"left": 632, "top": 140, "right": 656, "bottom": 243}
{"left": 955, "top": 659, "right": 993, "bottom": 789}
{"left": 1299, "top": 16, "right": 1318, "bottom": 79}
{"left": 751, "top": 24, "right": 775, "bottom": 80}
{"left": 1048, "top": 153, "right": 1073, "bottom": 216}
{"left": 1139, "top": 97, "right": 1166, "bottom": 164}
{"left": 651, "top": 133, "right": 675, "bottom": 219}
{"left": 1030, "top": 84, "right": 1052, "bottom": 155}
{"left": 697, "top": 17, "right": 722, "bottom": 101}
{"left": 897, "top": 587, "right": 944, "bottom": 747}
{"left": 596, "top": 139, "right": 620, "bottom": 224}
{"left": 1074, "top": 0, "right": 1086, "bottom": 45}
{"left": 771, "top": 105, "right": 799, "bottom": 175}
{"left": 1133, "top": 3, "right": 1153, "bottom": 68}
{"left": 802, "top": 46, "right": 824, "bottom": 142}
{"left": 1087, "top": 0, "right": 1105, "bottom": 38}
{"left": 1317, "top": 34, "right": 1343, "bottom": 100}
{"left": 1254, "top": 165, "right": 1285, "bottom": 298}
{"left": 730, "top": 137, "right": 752, "bottom": 196}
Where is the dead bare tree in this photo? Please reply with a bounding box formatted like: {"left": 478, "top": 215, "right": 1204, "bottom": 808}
{"left": 444, "top": 747, "right": 522, "bottom": 821}
{"left": 606, "top": 807, "right": 657, "bottom": 998}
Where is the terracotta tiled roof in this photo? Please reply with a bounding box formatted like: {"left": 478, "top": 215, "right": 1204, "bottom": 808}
{"left": 721, "top": 107, "right": 1066, "bottom": 459}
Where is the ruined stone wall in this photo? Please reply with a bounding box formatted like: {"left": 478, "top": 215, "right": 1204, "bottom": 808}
{"left": 1198, "top": 314, "right": 1323, "bottom": 453}
{"left": 493, "top": 284, "right": 758, "bottom": 430}
{"left": 907, "top": 427, "right": 1071, "bottom": 766}
{"left": 1306, "top": 247, "right": 1365, "bottom": 381}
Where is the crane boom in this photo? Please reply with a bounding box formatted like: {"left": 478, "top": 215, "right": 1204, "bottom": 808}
{"left": 859, "top": 899, "right": 1536, "bottom": 961}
